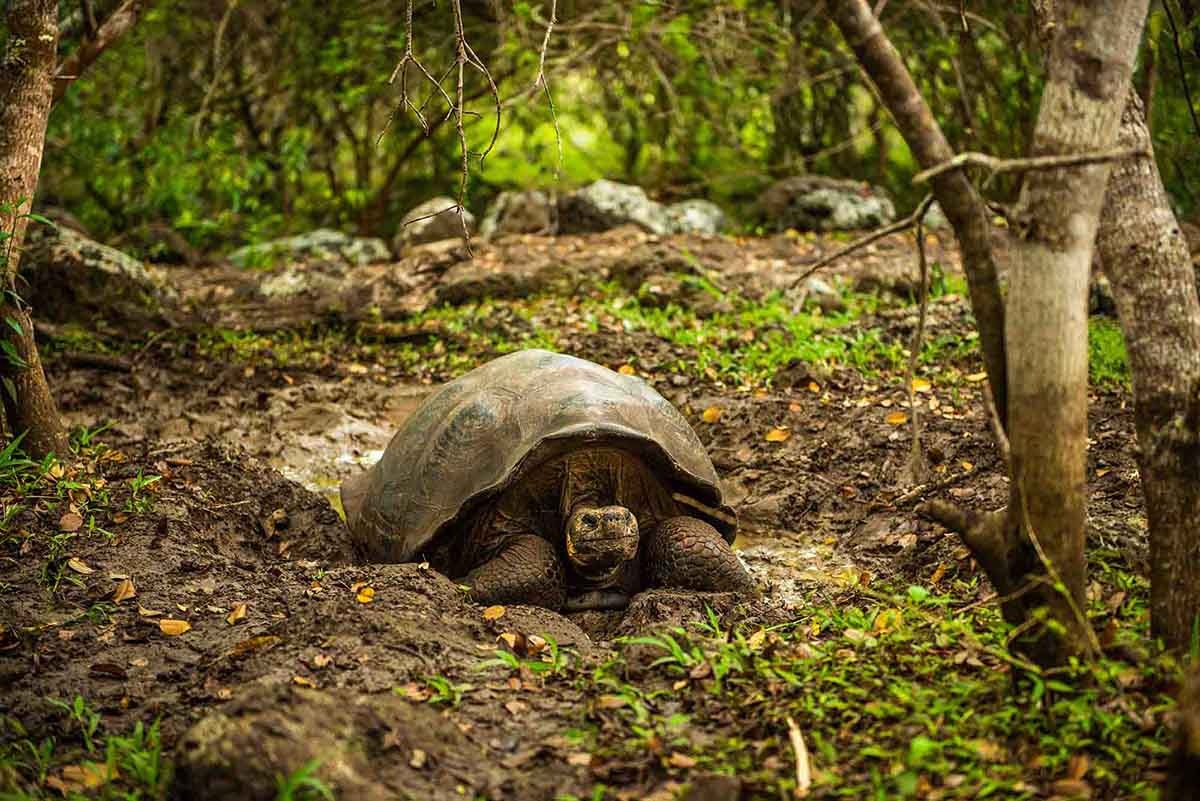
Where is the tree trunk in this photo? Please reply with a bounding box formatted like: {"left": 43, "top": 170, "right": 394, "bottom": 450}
{"left": 843, "top": 0, "right": 1149, "bottom": 665}
{"left": 1167, "top": 665, "right": 1200, "bottom": 801}
{"left": 0, "top": 0, "right": 69, "bottom": 460}
{"left": 1097, "top": 93, "right": 1200, "bottom": 651}
{"left": 1001, "top": 0, "right": 1147, "bottom": 664}
{"left": 830, "top": 0, "right": 1009, "bottom": 429}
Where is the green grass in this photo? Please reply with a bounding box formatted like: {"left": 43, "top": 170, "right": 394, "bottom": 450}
{"left": 1089, "top": 318, "right": 1131, "bottom": 387}
{"left": 543, "top": 567, "right": 1176, "bottom": 799}
{"left": 1, "top": 701, "right": 168, "bottom": 800}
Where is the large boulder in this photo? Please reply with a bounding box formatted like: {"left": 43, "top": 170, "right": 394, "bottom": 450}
{"left": 228, "top": 229, "right": 389, "bottom": 269}
{"left": 557, "top": 180, "right": 671, "bottom": 235}
{"left": 394, "top": 197, "right": 475, "bottom": 252}
{"left": 759, "top": 175, "right": 896, "bottom": 231}
{"left": 19, "top": 227, "right": 178, "bottom": 324}
{"left": 665, "top": 199, "right": 728, "bottom": 235}
{"left": 479, "top": 190, "right": 555, "bottom": 238}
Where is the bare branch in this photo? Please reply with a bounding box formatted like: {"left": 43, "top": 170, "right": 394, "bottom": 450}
{"left": 913, "top": 146, "right": 1148, "bottom": 185}
{"left": 53, "top": 0, "right": 155, "bottom": 104}
{"left": 788, "top": 193, "right": 934, "bottom": 291}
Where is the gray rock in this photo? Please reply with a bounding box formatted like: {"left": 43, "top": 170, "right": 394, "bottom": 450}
{"left": 479, "top": 190, "right": 555, "bottom": 238}
{"left": 759, "top": 175, "right": 896, "bottom": 231}
{"left": 20, "top": 227, "right": 178, "bottom": 324}
{"left": 228, "top": 229, "right": 389, "bottom": 269}
{"left": 923, "top": 200, "right": 951, "bottom": 230}
{"left": 557, "top": 179, "right": 671, "bottom": 235}
{"left": 257, "top": 266, "right": 347, "bottom": 300}
{"left": 665, "top": 199, "right": 728, "bottom": 235}
{"left": 394, "top": 197, "right": 475, "bottom": 252}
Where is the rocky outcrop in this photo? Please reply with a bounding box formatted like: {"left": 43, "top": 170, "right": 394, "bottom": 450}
{"left": 557, "top": 180, "right": 671, "bottom": 235}
{"left": 228, "top": 229, "right": 389, "bottom": 269}
{"left": 557, "top": 180, "right": 729, "bottom": 236}
{"left": 19, "top": 227, "right": 178, "bottom": 324}
{"left": 759, "top": 175, "right": 895, "bottom": 232}
{"left": 664, "top": 199, "right": 728, "bottom": 235}
{"left": 394, "top": 197, "right": 475, "bottom": 252}
{"left": 479, "top": 190, "right": 555, "bottom": 238}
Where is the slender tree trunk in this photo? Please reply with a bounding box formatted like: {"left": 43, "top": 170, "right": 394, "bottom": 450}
{"left": 0, "top": 0, "right": 69, "bottom": 459}
{"left": 1097, "top": 93, "right": 1200, "bottom": 651}
{"left": 839, "top": 0, "right": 1149, "bottom": 664}
{"left": 1000, "top": 0, "right": 1148, "bottom": 664}
{"left": 829, "top": 0, "right": 1009, "bottom": 429}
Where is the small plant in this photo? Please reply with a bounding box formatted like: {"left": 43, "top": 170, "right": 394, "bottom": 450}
{"left": 46, "top": 696, "right": 101, "bottom": 754}
{"left": 275, "top": 758, "right": 335, "bottom": 801}
{"left": 125, "top": 470, "right": 162, "bottom": 513}
{"left": 421, "top": 675, "right": 473, "bottom": 707}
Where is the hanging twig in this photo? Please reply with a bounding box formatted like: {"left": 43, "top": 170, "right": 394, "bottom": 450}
{"left": 903, "top": 195, "right": 937, "bottom": 485}
{"left": 533, "top": 0, "right": 564, "bottom": 179}
{"left": 913, "top": 146, "right": 1148, "bottom": 184}
{"left": 1163, "top": 0, "right": 1200, "bottom": 141}
{"left": 788, "top": 193, "right": 934, "bottom": 291}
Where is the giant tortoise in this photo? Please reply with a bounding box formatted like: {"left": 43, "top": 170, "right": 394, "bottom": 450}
{"left": 340, "top": 349, "right": 752, "bottom": 610}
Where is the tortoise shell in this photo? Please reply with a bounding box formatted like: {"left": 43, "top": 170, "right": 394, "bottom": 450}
{"left": 340, "top": 349, "right": 736, "bottom": 563}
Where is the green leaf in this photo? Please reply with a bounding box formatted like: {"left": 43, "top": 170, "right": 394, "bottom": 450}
{"left": 4, "top": 316, "right": 22, "bottom": 337}
{"left": 0, "top": 340, "right": 28, "bottom": 369}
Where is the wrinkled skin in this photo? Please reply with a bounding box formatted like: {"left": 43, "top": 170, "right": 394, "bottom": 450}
{"left": 437, "top": 447, "right": 752, "bottom": 610}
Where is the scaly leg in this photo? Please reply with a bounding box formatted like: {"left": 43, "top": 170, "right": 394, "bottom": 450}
{"left": 644, "top": 517, "right": 754, "bottom": 593}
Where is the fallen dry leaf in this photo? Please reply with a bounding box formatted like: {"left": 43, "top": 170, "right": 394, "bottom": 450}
{"left": 873, "top": 608, "right": 903, "bottom": 634}
{"left": 410, "top": 748, "right": 428, "bottom": 769}
{"left": 965, "top": 371, "right": 988, "bottom": 383}
{"left": 764, "top": 427, "right": 791, "bottom": 443}
{"left": 226, "top": 603, "right": 247, "bottom": 625}
{"left": 292, "top": 675, "right": 317, "bottom": 688}
{"left": 158, "top": 619, "right": 191, "bottom": 636}
{"left": 111, "top": 578, "right": 136, "bottom": 603}
{"left": 356, "top": 586, "right": 376, "bottom": 604}
{"left": 885, "top": 411, "right": 909, "bottom": 426}
{"left": 137, "top": 604, "right": 163, "bottom": 617}
{"left": 67, "top": 557, "right": 94, "bottom": 575}
{"left": 701, "top": 406, "right": 722, "bottom": 423}
{"left": 567, "top": 752, "right": 593, "bottom": 767}
{"left": 618, "top": 364, "right": 636, "bottom": 375}
{"left": 313, "top": 654, "right": 333, "bottom": 669}
{"left": 667, "top": 752, "right": 697, "bottom": 768}
{"left": 59, "top": 512, "right": 84, "bottom": 533}
{"left": 911, "top": 377, "right": 932, "bottom": 394}
{"left": 482, "top": 605, "right": 506, "bottom": 621}
{"left": 596, "top": 695, "right": 628, "bottom": 710}
{"left": 807, "top": 381, "right": 820, "bottom": 393}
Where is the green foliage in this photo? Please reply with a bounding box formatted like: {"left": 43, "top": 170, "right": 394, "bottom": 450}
{"left": 39, "top": 1, "right": 1197, "bottom": 252}
{"left": 566, "top": 568, "right": 1175, "bottom": 799}
{"left": 1088, "top": 319, "right": 1131, "bottom": 388}
{"left": 0, "top": 708, "right": 168, "bottom": 800}
{"left": 275, "top": 759, "right": 334, "bottom": 801}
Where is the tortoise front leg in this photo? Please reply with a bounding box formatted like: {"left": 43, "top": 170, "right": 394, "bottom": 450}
{"left": 644, "top": 517, "right": 754, "bottom": 594}
{"left": 465, "top": 534, "right": 567, "bottom": 610}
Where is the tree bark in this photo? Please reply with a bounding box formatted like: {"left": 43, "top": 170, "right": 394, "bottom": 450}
{"left": 829, "top": 0, "right": 1009, "bottom": 429}
{"left": 1097, "top": 93, "right": 1200, "bottom": 651}
{"left": 53, "top": 0, "right": 154, "bottom": 104}
{"left": 1000, "top": 0, "right": 1148, "bottom": 664}
{"left": 0, "top": 0, "right": 70, "bottom": 459}
{"left": 1167, "top": 665, "right": 1200, "bottom": 801}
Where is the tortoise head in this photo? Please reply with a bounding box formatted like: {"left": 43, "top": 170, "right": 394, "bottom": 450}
{"left": 565, "top": 505, "right": 639, "bottom": 582}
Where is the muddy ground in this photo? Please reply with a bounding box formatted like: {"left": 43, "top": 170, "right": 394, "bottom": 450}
{"left": 1, "top": 228, "right": 1169, "bottom": 800}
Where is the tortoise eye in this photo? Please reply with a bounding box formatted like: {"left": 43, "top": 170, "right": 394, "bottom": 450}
{"left": 582, "top": 514, "right": 598, "bottom": 527}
